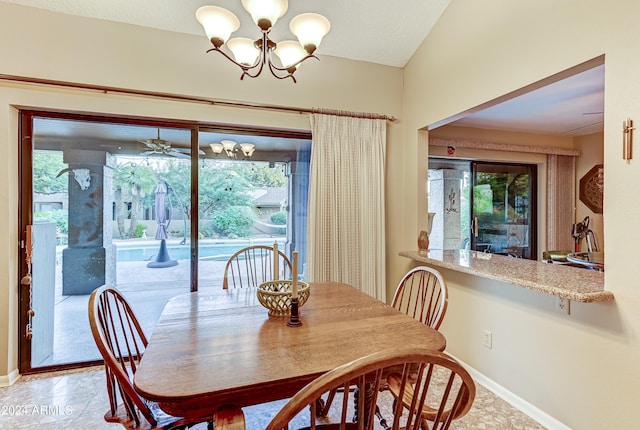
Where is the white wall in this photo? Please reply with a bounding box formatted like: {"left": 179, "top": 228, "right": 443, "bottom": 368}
{"left": 399, "top": 0, "right": 640, "bottom": 428}
{"left": 0, "top": 3, "right": 404, "bottom": 380}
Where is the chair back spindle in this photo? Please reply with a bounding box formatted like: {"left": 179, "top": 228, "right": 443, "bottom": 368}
{"left": 392, "top": 266, "right": 448, "bottom": 330}
{"left": 319, "top": 266, "right": 449, "bottom": 422}
{"left": 257, "top": 348, "right": 475, "bottom": 430}
{"left": 89, "top": 286, "right": 211, "bottom": 429}
{"left": 223, "top": 245, "right": 293, "bottom": 289}
{"left": 89, "top": 286, "right": 155, "bottom": 426}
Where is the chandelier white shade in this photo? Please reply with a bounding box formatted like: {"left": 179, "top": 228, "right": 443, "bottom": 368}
{"left": 273, "top": 40, "right": 307, "bottom": 69}
{"left": 289, "top": 13, "right": 331, "bottom": 52}
{"left": 210, "top": 140, "right": 255, "bottom": 158}
{"left": 210, "top": 142, "right": 224, "bottom": 154}
{"left": 222, "top": 140, "right": 237, "bottom": 153}
{"left": 227, "top": 37, "right": 260, "bottom": 65}
{"left": 239, "top": 143, "right": 256, "bottom": 157}
{"left": 196, "top": 0, "right": 330, "bottom": 82}
{"left": 240, "top": 0, "right": 288, "bottom": 29}
{"left": 195, "top": 6, "right": 239, "bottom": 47}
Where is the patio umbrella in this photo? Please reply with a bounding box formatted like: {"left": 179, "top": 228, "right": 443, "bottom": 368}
{"left": 147, "top": 181, "right": 178, "bottom": 268}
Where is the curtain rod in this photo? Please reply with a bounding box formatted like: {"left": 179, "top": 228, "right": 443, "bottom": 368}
{"left": 0, "top": 74, "right": 397, "bottom": 122}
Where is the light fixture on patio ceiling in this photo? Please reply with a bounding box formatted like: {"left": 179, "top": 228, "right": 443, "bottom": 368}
{"left": 210, "top": 140, "right": 255, "bottom": 159}
{"left": 195, "top": 0, "right": 330, "bottom": 83}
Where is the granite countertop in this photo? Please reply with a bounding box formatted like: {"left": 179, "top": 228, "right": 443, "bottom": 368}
{"left": 400, "top": 250, "right": 613, "bottom": 303}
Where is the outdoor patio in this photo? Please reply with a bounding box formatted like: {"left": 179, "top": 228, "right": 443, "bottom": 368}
{"left": 40, "top": 240, "right": 268, "bottom": 368}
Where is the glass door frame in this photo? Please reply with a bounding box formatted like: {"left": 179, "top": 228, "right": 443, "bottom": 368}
{"left": 470, "top": 160, "right": 537, "bottom": 259}
{"left": 428, "top": 157, "right": 537, "bottom": 259}
{"left": 18, "top": 110, "right": 202, "bottom": 373}
{"left": 18, "top": 108, "right": 311, "bottom": 374}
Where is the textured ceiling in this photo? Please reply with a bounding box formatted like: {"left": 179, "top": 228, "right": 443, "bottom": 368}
{"left": 452, "top": 64, "right": 605, "bottom": 136}
{"left": 0, "top": 0, "right": 450, "bottom": 67}
{"left": 3, "top": 0, "right": 604, "bottom": 137}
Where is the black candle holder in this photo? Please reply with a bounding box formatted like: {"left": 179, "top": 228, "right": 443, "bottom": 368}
{"left": 287, "top": 297, "right": 303, "bottom": 327}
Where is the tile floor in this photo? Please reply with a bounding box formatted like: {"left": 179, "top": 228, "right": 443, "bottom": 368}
{"left": 15, "top": 252, "right": 547, "bottom": 428}
{"left": 0, "top": 365, "right": 547, "bottom": 429}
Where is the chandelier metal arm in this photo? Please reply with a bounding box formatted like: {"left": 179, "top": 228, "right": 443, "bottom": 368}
{"left": 205, "top": 31, "right": 319, "bottom": 82}
{"left": 266, "top": 53, "right": 296, "bottom": 82}
{"left": 205, "top": 46, "right": 249, "bottom": 69}
{"left": 239, "top": 33, "right": 270, "bottom": 80}
{"left": 205, "top": 45, "right": 263, "bottom": 79}
{"left": 196, "top": 5, "right": 330, "bottom": 82}
{"left": 267, "top": 53, "right": 319, "bottom": 82}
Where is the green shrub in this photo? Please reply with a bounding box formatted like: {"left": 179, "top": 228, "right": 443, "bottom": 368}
{"left": 213, "top": 206, "right": 256, "bottom": 237}
{"left": 34, "top": 209, "right": 68, "bottom": 235}
{"left": 270, "top": 211, "right": 287, "bottom": 225}
{"left": 199, "top": 220, "right": 217, "bottom": 238}
{"left": 133, "top": 223, "right": 147, "bottom": 238}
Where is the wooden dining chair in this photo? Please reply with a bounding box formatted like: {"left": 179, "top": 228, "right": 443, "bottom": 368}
{"left": 387, "top": 266, "right": 454, "bottom": 429}
{"left": 385, "top": 349, "right": 476, "bottom": 430}
{"left": 391, "top": 266, "right": 448, "bottom": 330}
{"left": 223, "top": 245, "right": 293, "bottom": 289}
{"left": 213, "top": 347, "right": 475, "bottom": 430}
{"left": 88, "top": 285, "right": 212, "bottom": 429}
{"left": 321, "top": 266, "right": 449, "bottom": 421}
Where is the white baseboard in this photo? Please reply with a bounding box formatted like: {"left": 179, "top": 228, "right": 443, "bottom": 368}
{"left": 452, "top": 356, "right": 571, "bottom": 430}
{"left": 0, "top": 369, "right": 20, "bottom": 387}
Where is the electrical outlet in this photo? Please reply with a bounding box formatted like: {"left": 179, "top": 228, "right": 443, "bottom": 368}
{"left": 556, "top": 297, "right": 571, "bottom": 315}
{"left": 483, "top": 329, "right": 492, "bottom": 349}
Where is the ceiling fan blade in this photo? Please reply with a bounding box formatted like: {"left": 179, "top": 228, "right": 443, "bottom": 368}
{"left": 168, "top": 150, "right": 190, "bottom": 159}
{"left": 140, "top": 129, "right": 171, "bottom": 149}
{"left": 172, "top": 147, "right": 206, "bottom": 156}
{"left": 140, "top": 140, "right": 161, "bottom": 150}
{"left": 137, "top": 131, "right": 203, "bottom": 159}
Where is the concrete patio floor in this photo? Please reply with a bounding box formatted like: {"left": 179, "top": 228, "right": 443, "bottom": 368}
{"left": 39, "top": 256, "right": 231, "bottom": 368}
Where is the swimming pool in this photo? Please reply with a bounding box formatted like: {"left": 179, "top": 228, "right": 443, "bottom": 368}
{"left": 116, "top": 239, "right": 282, "bottom": 262}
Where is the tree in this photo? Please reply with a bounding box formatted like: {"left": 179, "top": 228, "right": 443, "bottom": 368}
{"left": 233, "top": 162, "right": 286, "bottom": 187}
{"left": 157, "top": 160, "right": 261, "bottom": 239}
{"left": 212, "top": 205, "right": 257, "bottom": 237}
{"left": 161, "top": 160, "right": 191, "bottom": 220}
{"left": 113, "top": 162, "right": 157, "bottom": 238}
{"left": 33, "top": 151, "right": 67, "bottom": 194}
{"left": 111, "top": 158, "right": 281, "bottom": 239}
{"left": 197, "top": 162, "right": 254, "bottom": 219}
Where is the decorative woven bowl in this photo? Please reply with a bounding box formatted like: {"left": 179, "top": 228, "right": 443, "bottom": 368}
{"left": 257, "top": 280, "right": 310, "bottom": 317}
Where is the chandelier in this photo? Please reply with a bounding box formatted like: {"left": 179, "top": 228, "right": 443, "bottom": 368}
{"left": 210, "top": 140, "right": 256, "bottom": 159}
{"left": 196, "top": 0, "right": 330, "bottom": 82}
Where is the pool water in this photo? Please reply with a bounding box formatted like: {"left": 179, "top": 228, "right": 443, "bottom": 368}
{"left": 116, "top": 240, "right": 280, "bottom": 262}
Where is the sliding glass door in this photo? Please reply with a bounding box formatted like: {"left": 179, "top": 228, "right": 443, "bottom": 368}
{"left": 19, "top": 111, "right": 311, "bottom": 373}
{"left": 195, "top": 129, "right": 311, "bottom": 291}
{"left": 428, "top": 159, "right": 537, "bottom": 259}
{"left": 20, "top": 112, "right": 194, "bottom": 370}
{"left": 471, "top": 162, "right": 536, "bottom": 259}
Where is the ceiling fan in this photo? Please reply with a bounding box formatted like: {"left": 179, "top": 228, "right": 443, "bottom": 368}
{"left": 139, "top": 129, "right": 202, "bottom": 159}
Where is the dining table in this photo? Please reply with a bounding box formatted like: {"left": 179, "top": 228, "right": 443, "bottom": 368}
{"left": 133, "top": 282, "right": 447, "bottom": 421}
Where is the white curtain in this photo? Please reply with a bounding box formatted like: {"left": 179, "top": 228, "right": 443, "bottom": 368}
{"left": 307, "top": 111, "right": 387, "bottom": 301}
